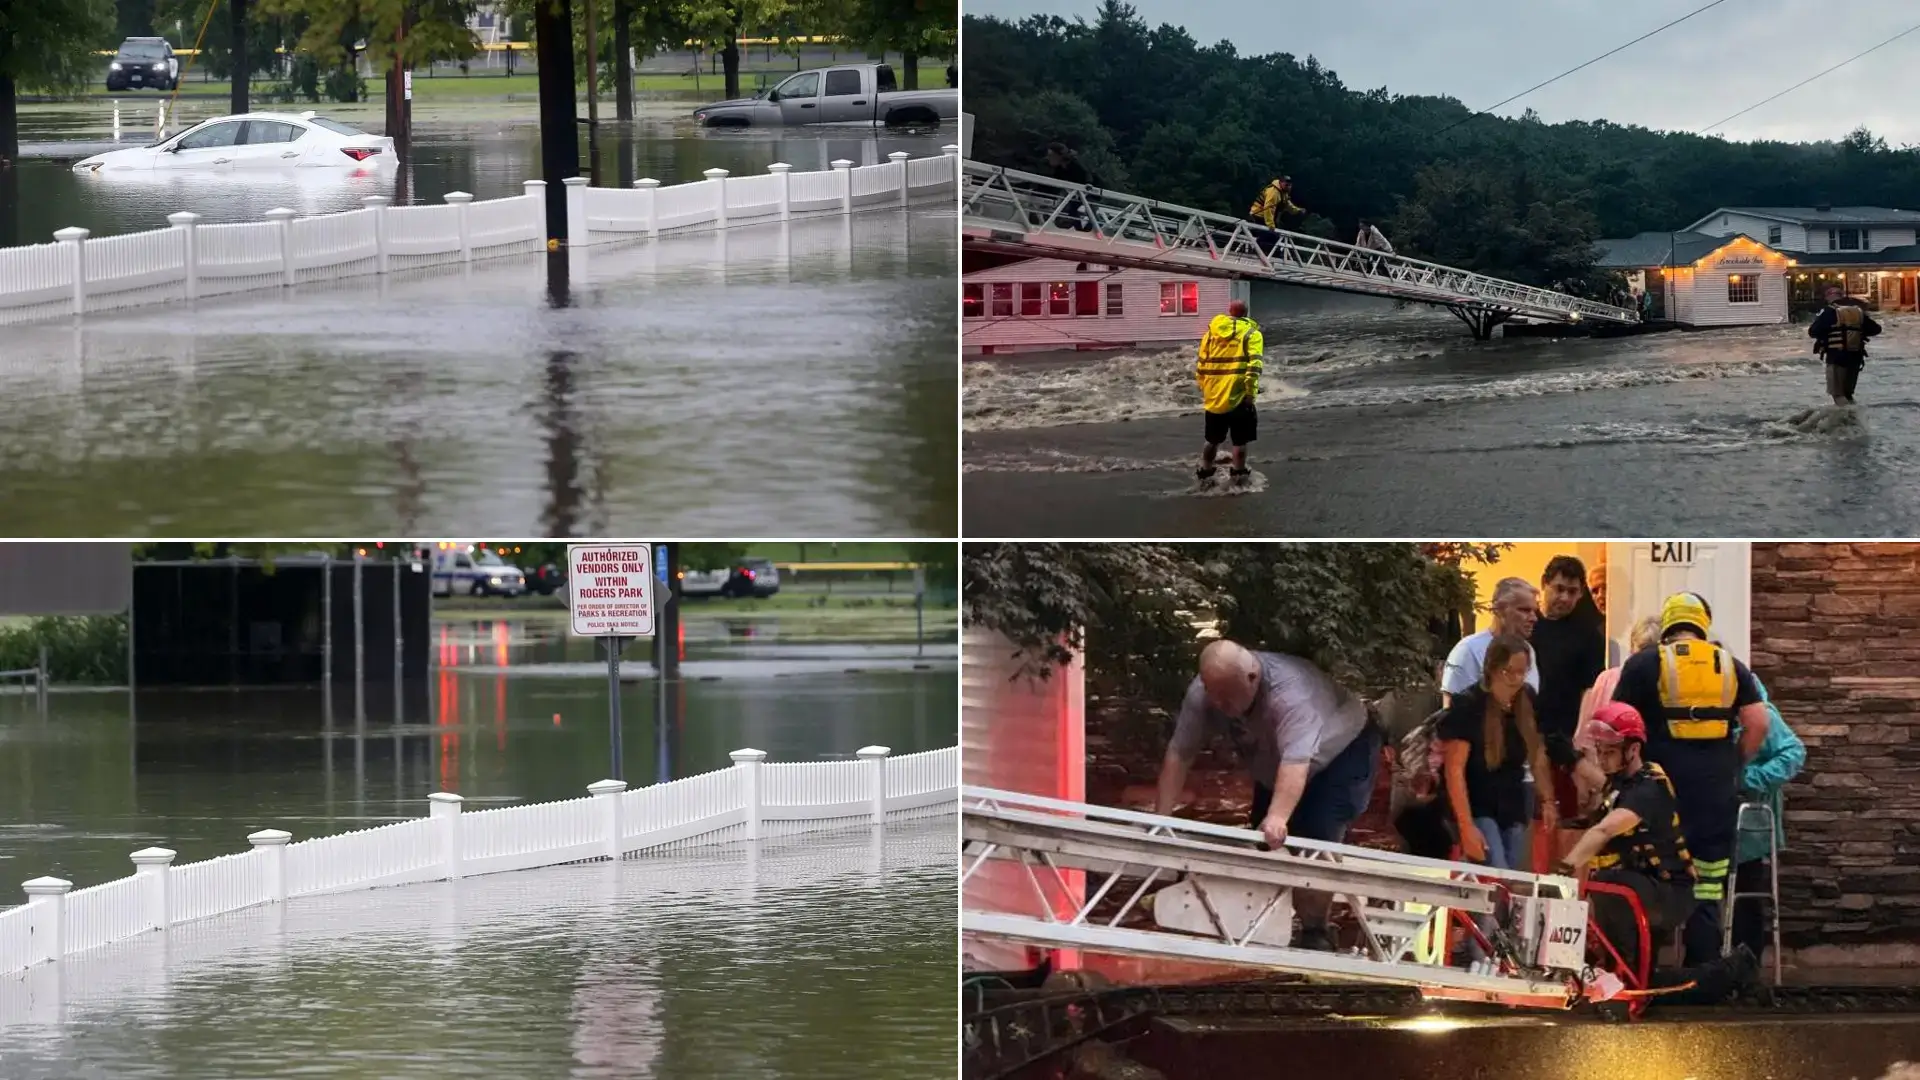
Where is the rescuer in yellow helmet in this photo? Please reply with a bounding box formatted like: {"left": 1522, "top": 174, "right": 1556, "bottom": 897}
{"left": 1194, "top": 299, "right": 1263, "bottom": 483}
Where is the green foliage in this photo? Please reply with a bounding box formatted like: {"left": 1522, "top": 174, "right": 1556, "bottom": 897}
{"left": 154, "top": 0, "right": 293, "bottom": 80}
{"left": 0, "top": 615, "right": 128, "bottom": 684}
{"left": 0, "top": 0, "right": 116, "bottom": 93}
{"left": 964, "top": 543, "right": 1484, "bottom": 701}
{"left": 965, "top": 3, "right": 1920, "bottom": 283}
{"left": 256, "top": 0, "right": 479, "bottom": 70}
{"left": 678, "top": 543, "right": 748, "bottom": 571}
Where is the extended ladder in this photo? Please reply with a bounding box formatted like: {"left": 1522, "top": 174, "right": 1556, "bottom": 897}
{"left": 961, "top": 163, "right": 1640, "bottom": 338}
{"left": 962, "top": 787, "right": 1603, "bottom": 1011}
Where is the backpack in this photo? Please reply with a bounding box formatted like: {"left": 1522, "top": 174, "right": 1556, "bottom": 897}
{"left": 1838, "top": 304, "right": 1866, "bottom": 353}
{"left": 1393, "top": 707, "right": 1449, "bottom": 808}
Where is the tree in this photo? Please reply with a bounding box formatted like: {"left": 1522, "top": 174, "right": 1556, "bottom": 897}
{"left": 679, "top": 543, "right": 748, "bottom": 571}
{"left": 0, "top": 0, "right": 114, "bottom": 163}
{"left": 825, "top": 0, "right": 954, "bottom": 89}
{"left": 964, "top": 543, "right": 1486, "bottom": 703}
{"left": 676, "top": 0, "right": 788, "bottom": 101}
{"left": 256, "top": 0, "right": 479, "bottom": 92}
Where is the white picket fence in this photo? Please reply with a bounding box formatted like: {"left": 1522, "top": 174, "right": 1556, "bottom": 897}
{"left": 0, "top": 744, "right": 956, "bottom": 978}
{"left": 0, "top": 147, "right": 961, "bottom": 326}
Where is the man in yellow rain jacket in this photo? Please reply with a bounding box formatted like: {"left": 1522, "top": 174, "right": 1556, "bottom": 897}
{"left": 1196, "top": 299, "right": 1264, "bottom": 481}
{"left": 1248, "top": 176, "right": 1303, "bottom": 230}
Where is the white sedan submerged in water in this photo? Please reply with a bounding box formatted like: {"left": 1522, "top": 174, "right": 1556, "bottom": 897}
{"left": 74, "top": 112, "right": 395, "bottom": 173}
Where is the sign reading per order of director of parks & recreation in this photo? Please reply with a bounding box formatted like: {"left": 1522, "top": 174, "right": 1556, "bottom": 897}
{"left": 567, "top": 544, "right": 656, "bottom": 637}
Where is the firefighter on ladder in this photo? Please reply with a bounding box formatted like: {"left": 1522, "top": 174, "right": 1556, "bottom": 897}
{"left": 1607, "top": 593, "right": 1772, "bottom": 969}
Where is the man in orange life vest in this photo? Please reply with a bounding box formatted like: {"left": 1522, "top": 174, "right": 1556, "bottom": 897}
{"left": 1809, "top": 282, "right": 1882, "bottom": 405}
{"left": 1194, "top": 300, "right": 1264, "bottom": 483}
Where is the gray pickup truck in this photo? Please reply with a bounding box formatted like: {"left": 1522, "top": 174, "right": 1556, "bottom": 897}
{"left": 693, "top": 62, "right": 957, "bottom": 128}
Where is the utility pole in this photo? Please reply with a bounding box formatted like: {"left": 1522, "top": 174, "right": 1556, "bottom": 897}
{"left": 583, "top": 0, "right": 599, "bottom": 129}
{"left": 229, "top": 0, "right": 250, "bottom": 114}
{"left": 533, "top": 0, "right": 580, "bottom": 244}
{"left": 613, "top": 0, "right": 633, "bottom": 122}
{"left": 387, "top": 16, "right": 411, "bottom": 162}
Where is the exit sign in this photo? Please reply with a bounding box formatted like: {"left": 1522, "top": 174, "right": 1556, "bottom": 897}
{"left": 1650, "top": 542, "right": 1695, "bottom": 566}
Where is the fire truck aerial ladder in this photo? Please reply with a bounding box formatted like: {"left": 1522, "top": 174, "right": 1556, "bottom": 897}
{"left": 962, "top": 787, "right": 1657, "bottom": 1016}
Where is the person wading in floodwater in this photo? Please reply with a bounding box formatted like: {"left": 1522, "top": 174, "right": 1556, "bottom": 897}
{"left": 1194, "top": 299, "right": 1264, "bottom": 484}
{"left": 1809, "top": 282, "right": 1882, "bottom": 405}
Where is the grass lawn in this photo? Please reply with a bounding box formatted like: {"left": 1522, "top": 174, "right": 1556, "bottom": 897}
{"left": 349, "top": 65, "right": 951, "bottom": 100}
{"left": 736, "top": 542, "right": 933, "bottom": 564}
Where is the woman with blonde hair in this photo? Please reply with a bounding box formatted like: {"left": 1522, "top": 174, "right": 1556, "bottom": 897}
{"left": 1438, "top": 634, "right": 1557, "bottom": 867}
{"left": 1570, "top": 615, "right": 1664, "bottom": 812}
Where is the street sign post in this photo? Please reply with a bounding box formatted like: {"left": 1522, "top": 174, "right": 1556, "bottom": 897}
{"left": 914, "top": 565, "right": 926, "bottom": 658}
{"left": 568, "top": 544, "right": 657, "bottom": 782}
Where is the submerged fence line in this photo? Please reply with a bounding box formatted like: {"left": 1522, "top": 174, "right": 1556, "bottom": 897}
{"left": 0, "top": 744, "right": 957, "bottom": 978}
{"left": 0, "top": 147, "right": 960, "bottom": 326}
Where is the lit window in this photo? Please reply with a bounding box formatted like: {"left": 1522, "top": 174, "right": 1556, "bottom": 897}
{"left": 1020, "top": 282, "right": 1043, "bottom": 317}
{"left": 990, "top": 283, "right": 1013, "bottom": 317}
{"left": 1181, "top": 282, "right": 1199, "bottom": 314}
{"left": 1726, "top": 273, "right": 1758, "bottom": 304}
{"left": 1106, "top": 282, "right": 1123, "bottom": 317}
{"left": 1048, "top": 282, "right": 1071, "bottom": 316}
{"left": 962, "top": 284, "right": 983, "bottom": 318}
{"left": 1159, "top": 281, "right": 1178, "bottom": 315}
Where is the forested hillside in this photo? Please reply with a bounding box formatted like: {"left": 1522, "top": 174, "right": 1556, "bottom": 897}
{"left": 965, "top": 2, "right": 1919, "bottom": 286}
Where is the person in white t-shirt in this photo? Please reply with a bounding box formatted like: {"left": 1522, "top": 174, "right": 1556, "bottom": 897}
{"left": 1441, "top": 577, "right": 1540, "bottom": 702}
{"left": 1355, "top": 219, "right": 1395, "bottom": 255}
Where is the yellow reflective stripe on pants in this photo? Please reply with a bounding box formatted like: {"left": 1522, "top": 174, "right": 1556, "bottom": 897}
{"left": 1694, "top": 880, "right": 1725, "bottom": 900}
{"left": 1693, "top": 858, "right": 1728, "bottom": 901}
{"left": 1694, "top": 858, "right": 1730, "bottom": 874}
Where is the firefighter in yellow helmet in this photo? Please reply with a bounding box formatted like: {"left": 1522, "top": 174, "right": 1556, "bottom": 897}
{"left": 1809, "top": 281, "right": 1881, "bottom": 405}
{"left": 1608, "top": 592, "right": 1772, "bottom": 968}
{"left": 1195, "top": 299, "right": 1263, "bottom": 483}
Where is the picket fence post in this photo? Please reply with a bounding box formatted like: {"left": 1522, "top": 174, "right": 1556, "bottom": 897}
{"left": 53, "top": 228, "right": 88, "bottom": 316}
{"left": 890, "top": 151, "right": 911, "bottom": 206}
{"left": 23, "top": 877, "right": 71, "bottom": 962}
{"left": 562, "top": 176, "right": 588, "bottom": 247}
{"left": 634, "top": 178, "right": 661, "bottom": 238}
{"left": 264, "top": 207, "right": 297, "bottom": 288}
{"left": 943, "top": 144, "right": 961, "bottom": 188}
{"left": 589, "top": 779, "right": 628, "bottom": 862}
{"left": 248, "top": 829, "right": 291, "bottom": 903}
{"left": 445, "top": 191, "right": 473, "bottom": 263}
{"left": 167, "top": 212, "right": 200, "bottom": 300}
{"left": 832, "top": 159, "right": 854, "bottom": 215}
{"left": 521, "top": 180, "right": 546, "bottom": 247}
{"left": 731, "top": 748, "right": 767, "bottom": 840}
{"left": 130, "top": 846, "right": 176, "bottom": 931}
{"left": 769, "top": 163, "right": 793, "bottom": 221}
{"left": 704, "top": 168, "right": 730, "bottom": 229}
{"left": 858, "top": 746, "right": 890, "bottom": 824}
{"left": 361, "top": 194, "right": 391, "bottom": 274}
{"left": 429, "top": 792, "right": 464, "bottom": 879}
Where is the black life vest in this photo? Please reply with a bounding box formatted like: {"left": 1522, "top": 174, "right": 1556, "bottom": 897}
{"left": 1592, "top": 763, "right": 1697, "bottom": 885}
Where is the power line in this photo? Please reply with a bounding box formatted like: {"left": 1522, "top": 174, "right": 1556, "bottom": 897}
{"left": 1436, "top": 0, "right": 1733, "bottom": 136}
{"left": 1697, "top": 18, "right": 1920, "bottom": 135}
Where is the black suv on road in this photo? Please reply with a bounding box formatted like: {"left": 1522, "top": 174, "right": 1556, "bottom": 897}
{"left": 107, "top": 37, "right": 178, "bottom": 91}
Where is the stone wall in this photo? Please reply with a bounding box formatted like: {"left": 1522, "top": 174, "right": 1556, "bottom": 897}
{"left": 1750, "top": 542, "right": 1920, "bottom": 947}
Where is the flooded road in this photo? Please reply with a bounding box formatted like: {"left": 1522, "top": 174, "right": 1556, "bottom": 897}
{"left": 963, "top": 289, "right": 1920, "bottom": 535}
{"left": 0, "top": 820, "right": 955, "bottom": 1079}
{"left": 0, "top": 616, "right": 955, "bottom": 888}
{"left": 0, "top": 114, "right": 958, "bottom": 535}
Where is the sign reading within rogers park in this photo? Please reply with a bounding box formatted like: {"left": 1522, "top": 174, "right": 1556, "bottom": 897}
{"left": 567, "top": 544, "right": 656, "bottom": 637}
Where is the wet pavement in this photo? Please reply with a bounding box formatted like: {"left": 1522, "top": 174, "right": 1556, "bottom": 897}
{"left": 1124, "top": 1014, "right": 1920, "bottom": 1080}
{"left": 0, "top": 617, "right": 956, "bottom": 888}
{"left": 0, "top": 819, "right": 955, "bottom": 1079}
{"left": 963, "top": 287, "right": 1920, "bottom": 535}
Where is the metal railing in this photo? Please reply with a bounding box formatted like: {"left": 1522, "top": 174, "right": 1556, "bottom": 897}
{"left": 0, "top": 645, "right": 49, "bottom": 714}
{"left": 961, "top": 162, "right": 1638, "bottom": 328}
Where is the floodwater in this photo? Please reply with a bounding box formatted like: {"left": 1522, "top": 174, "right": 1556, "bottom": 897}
{"left": 6, "top": 105, "right": 954, "bottom": 240}
{"left": 962, "top": 287, "right": 1920, "bottom": 535}
{"left": 0, "top": 616, "right": 956, "bottom": 889}
{"left": 0, "top": 820, "right": 955, "bottom": 1079}
{"left": 0, "top": 113, "right": 957, "bottom": 535}
{"left": 1125, "top": 1014, "right": 1920, "bottom": 1080}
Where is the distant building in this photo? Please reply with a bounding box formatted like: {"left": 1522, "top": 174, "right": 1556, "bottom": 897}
{"left": 1596, "top": 205, "right": 1920, "bottom": 327}
{"left": 961, "top": 255, "right": 1242, "bottom": 355}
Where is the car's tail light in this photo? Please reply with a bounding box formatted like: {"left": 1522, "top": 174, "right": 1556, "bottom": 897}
{"left": 341, "top": 147, "right": 380, "bottom": 161}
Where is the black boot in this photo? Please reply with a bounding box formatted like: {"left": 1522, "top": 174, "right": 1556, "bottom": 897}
{"left": 1195, "top": 465, "right": 1218, "bottom": 480}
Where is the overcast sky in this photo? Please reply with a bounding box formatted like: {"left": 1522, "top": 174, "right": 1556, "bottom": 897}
{"left": 964, "top": 0, "right": 1920, "bottom": 145}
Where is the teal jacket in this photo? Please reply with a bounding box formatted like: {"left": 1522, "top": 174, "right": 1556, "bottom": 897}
{"left": 1738, "top": 676, "right": 1805, "bottom": 866}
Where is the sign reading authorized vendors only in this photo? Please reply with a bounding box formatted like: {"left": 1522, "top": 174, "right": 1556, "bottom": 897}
{"left": 568, "top": 544, "right": 655, "bottom": 637}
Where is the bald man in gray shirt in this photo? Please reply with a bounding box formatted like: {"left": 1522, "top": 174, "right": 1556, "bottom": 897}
{"left": 1155, "top": 639, "right": 1381, "bottom": 951}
